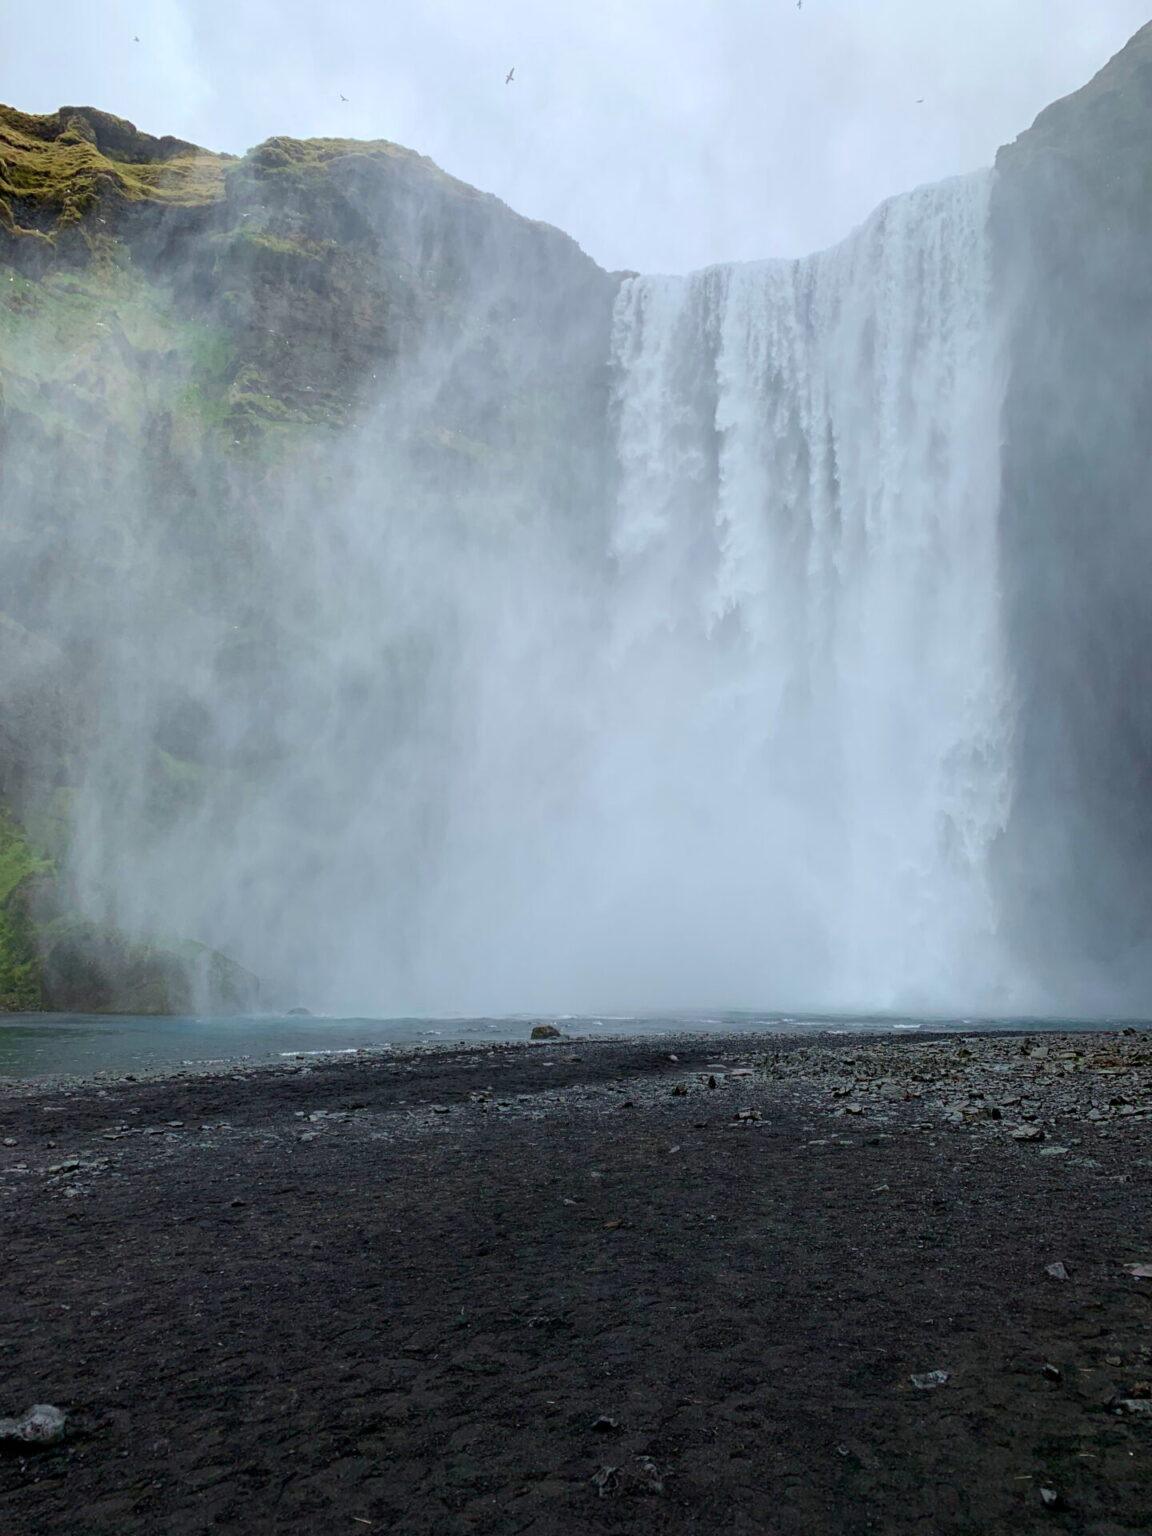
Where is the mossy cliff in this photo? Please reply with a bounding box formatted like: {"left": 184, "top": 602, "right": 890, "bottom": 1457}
{"left": 0, "top": 103, "right": 619, "bottom": 1013}
{"left": 993, "top": 23, "right": 1152, "bottom": 1000}
{"left": 0, "top": 101, "right": 615, "bottom": 436}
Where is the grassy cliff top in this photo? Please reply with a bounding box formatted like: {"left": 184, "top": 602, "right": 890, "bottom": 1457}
{"left": 0, "top": 103, "right": 553, "bottom": 270}
{"left": 0, "top": 105, "right": 229, "bottom": 255}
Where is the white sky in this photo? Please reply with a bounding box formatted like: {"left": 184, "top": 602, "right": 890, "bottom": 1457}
{"left": 4, "top": 1, "right": 1150, "bottom": 272}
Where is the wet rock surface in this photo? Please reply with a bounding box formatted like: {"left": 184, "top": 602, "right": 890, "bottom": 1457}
{"left": 2, "top": 1029, "right": 1152, "bottom": 1532}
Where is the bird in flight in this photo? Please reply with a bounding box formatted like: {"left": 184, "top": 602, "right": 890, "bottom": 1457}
{"left": 506, "top": 67, "right": 515, "bottom": 84}
{"left": 133, "top": 34, "right": 140, "bottom": 41}
{"left": 340, "top": 93, "right": 348, "bottom": 102}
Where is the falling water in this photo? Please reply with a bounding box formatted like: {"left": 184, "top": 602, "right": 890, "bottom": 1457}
{"left": 599, "top": 170, "right": 1014, "bottom": 1011}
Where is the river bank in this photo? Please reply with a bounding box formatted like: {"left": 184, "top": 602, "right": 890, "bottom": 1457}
{"left": 3, "top": 1030, "right": 1152, "bottom": 1534}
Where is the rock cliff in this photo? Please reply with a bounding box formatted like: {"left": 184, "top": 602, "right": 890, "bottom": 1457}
{"left": 994, "top": 22, "right": 1152, "bottom": 1002}
{"left": 0, "top": 103, "right": 618, "bottom": 1011}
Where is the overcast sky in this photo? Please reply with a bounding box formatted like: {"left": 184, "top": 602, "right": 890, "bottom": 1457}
{"left": 4, "top": 2, "right": 1150, "bottom": 272}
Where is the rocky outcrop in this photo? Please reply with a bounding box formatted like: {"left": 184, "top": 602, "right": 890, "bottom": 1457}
{"left": 0, "top": 104, "right": 226, "bottom": 272}
{"left": 993, "top": 23, "right": 1152, "bottom": 1002}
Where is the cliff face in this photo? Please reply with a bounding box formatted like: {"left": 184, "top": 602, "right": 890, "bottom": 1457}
{"left": 0, "top": 104, "right": 618, "bottom": 1011}
{"left": 993, "top": 24, "right": 1152, "bottom": 1003}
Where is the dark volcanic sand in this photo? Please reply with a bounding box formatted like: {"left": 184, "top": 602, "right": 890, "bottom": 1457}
{"left": 2, "top": 1033, "right": 1152, "bottom": 1535}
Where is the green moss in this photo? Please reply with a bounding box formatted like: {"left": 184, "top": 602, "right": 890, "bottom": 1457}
{"left": 0, "top": 811, "right": 51, "bottom": 1011}
{"left": 0, "top": 103, "right": 229, "bottom": 259}
{"left": 0, "top": 251, "right": 240, "bottom": 446}
{"left": 220, "top": 226, "right": 329, "bottom": 260}
{"left": 22, "top": 789, "right": 75, "bottom": 863}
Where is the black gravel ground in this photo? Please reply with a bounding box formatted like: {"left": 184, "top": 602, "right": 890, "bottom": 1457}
{"left": 2, "top": 1032, "right": 1152, "bottom": 1535}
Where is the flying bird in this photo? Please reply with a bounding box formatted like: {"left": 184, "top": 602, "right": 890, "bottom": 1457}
{"left": 506, "top": 67, "right": 515, "bottom": 84}
{"left": 133, "top": 34, "right": 140, "bottom": 41}
{"left": 340, "top": 93, "right": 348, "bottom": 102}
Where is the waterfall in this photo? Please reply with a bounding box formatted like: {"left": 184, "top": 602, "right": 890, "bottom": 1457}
{"left": 19, "top": 169, "right": 1018, "bottom": 1017}
{"left": 595, "top": 170, "right": 1014, "bottom": 1011}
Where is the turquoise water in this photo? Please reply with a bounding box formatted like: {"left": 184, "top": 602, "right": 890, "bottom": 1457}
{"left": 0, "top": 1011, "right": 1139, "bottom": 1081}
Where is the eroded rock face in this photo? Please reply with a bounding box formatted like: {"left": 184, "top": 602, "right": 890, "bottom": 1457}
{"left": 993, "top": 24, "right": 1152, "bottom": 1004}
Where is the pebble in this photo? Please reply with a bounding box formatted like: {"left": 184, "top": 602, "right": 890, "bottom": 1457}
{"left": 632, "top": 1454, "right": 665, "bottom": 1493}
{"left": 910, "top": 1371, "right": 950, "bottom": 1390}
{"left": 0, "top": 1404, "right": 67, "bottom": 1445}
{"left": 1045, "top": 1262, "right": 1071, "bottom": 1282}
{"left": 760, "top": 1032, "right": 1152, "bottom": 1142}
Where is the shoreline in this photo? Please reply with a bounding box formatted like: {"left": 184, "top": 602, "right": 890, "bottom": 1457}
{"left": 3, "top": 1029, "right": 1152, "bottom": 1533}
{"left": 0, "top": 1012, "right": 1142, "bottom": 1093}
